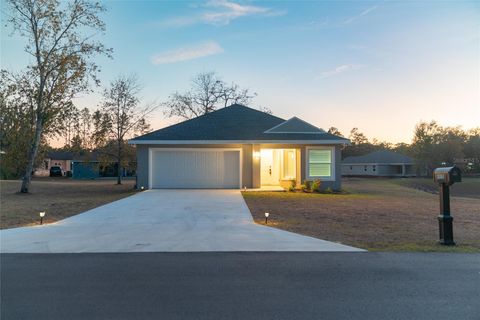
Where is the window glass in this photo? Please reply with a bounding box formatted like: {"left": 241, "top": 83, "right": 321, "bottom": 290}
{"left": 308, "top": 149, "right": 332, "bottom": 177}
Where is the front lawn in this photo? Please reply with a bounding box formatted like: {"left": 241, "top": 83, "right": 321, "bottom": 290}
{"left": 242, "top": 178, "right": 480, "bottom": 252}
{"left": 0, "top": 178, "right": 137, "bottom": 229}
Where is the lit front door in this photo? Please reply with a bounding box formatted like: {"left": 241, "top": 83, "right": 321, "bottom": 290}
{"left": 260, "top": 149, "right": 280, "bottom": 186}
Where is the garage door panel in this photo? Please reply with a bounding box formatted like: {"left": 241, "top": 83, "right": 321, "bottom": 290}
{"left": 151, "top": 150, "right": 240, "bottom": 189}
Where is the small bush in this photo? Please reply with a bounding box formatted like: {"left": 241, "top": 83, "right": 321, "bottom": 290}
{"left": 311, "top": 179, "right": 321, "bottom": 192}
{"left": 301, "top": 180, "right": 311, "bottom": 192}
{"left": 288, "top": 179, "right": 296, "bottom": 192}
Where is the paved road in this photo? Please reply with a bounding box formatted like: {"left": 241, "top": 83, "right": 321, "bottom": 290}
{"left": 1, "top": 190, "right": 361, "bottom": 252}
{"left": 1, "top": 252, "right": 479, "bottom": 320}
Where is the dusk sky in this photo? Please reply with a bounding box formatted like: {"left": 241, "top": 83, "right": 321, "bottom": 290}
{"left": 1, "top": 0, "right": 479, "bottom": 144}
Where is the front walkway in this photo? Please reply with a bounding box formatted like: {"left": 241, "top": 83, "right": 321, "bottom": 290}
{"left": 0, "top": 190, "right": 364, "bottom": 253}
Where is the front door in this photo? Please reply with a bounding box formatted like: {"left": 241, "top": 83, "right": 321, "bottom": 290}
{"left": 260, "top": 149, "right": 280, "bottom": 186}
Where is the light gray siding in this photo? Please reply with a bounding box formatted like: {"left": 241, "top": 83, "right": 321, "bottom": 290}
{"left": 342, "top": 163, "right": 416, "bottom": 177}
{"left": 135, "top": 144, "right": 343, "bottom": 190}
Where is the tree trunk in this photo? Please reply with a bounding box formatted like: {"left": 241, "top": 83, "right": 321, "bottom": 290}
{"left": 20, "top": 117, "right": 44, "bottom": 193}
{"left": 117, "top": 161, "right": 122, "bottom": 185}
{"left": 116, "top": 142, "right": 122, "bottom": 185}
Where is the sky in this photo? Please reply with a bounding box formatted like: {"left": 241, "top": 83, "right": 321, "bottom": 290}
{"left": 1, "top": 0, "right": 479, "bottom": 144}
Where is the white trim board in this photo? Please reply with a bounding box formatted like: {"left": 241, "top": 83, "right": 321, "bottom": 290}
{"left": 130, "top": 140, "right": 349, "bottom": 145}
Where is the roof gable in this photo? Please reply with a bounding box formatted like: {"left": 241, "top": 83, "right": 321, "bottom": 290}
{"left": 265, "top": 117, "right": 325, "bottom": 134}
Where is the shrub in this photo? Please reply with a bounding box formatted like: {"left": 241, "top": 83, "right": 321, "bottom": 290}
{"left": 311, "top": 179, "right": 321, "bottom": 192}
{"left": 301, "top": 180, "right": 311, "bottom": 192}
{"left": 288, "top": 179, "right": 296, "bottom": 192}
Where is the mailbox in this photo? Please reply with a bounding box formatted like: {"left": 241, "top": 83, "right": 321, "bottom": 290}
{"left": 433, "top": 166, "right": 462, "bottom": 186}
{"left": 433, "top": 165, "right": 461, "bottom": 246}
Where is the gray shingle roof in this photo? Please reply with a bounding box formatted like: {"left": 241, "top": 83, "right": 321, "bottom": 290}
{"left": 342, "top": 150, "right": 414, "bottom": 164}
{"left": 47, "top": 151, "right": 98, "bottom": 161}
{"left": 131, "top": 104, "right": 348, "bottom": 142}
{"left": 264, "top": 117, "right": 325, "bottom": 133}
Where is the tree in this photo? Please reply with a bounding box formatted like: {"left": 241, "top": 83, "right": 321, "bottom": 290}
{"left": 327, "top": 127, "right": 343, "bottom": 137}
{"left": 163, "top": 71, "right": 256, "bottom": 120}
{"left": 342, "top": 127, "right": 377, "bottom": 158}
{"left": 96, "top": 75, "right": 156, "bottom": 185}
{"left": 5, "top": 0, "right": 111, "bottom": 193}
{"left": 349, "top": 128, "right": 369, "bottom": 145}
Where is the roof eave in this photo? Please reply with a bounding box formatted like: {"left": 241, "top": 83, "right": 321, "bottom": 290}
{"left": 128, "top": 139, "right": 350, "bottom": 145}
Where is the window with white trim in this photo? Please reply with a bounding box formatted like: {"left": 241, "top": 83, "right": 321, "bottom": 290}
{"left": 307, "top": 148, "right": 333, "bottom": 179}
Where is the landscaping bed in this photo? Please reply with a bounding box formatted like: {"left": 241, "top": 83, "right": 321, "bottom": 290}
{"left": 0, "top": 178, "right": 137, "bottom": 229}
{"left": 242, "top": 178, "right": 480, "bottom": 252}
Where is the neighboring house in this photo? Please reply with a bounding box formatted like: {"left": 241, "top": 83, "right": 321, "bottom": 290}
{"left": 43, "top": 151, "right": 75, "bottom": 172}
{"left": 71, "top": 161, "right": 136, "bottom": 179}
{"left": 342, "top": 150, "right": 416, "bottom": 177}
{"left": 40, "top": 151, "right": 135, "bottom": 179}
{"left": 129, "top": 104, "right": 349, "bottom": 190}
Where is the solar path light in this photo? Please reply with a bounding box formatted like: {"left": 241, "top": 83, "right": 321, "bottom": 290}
{"left": 39, "top": 211, "right": 46, "bottom": 225}
{"left": 265, "top": 212, "right": 270, "bottom": 224}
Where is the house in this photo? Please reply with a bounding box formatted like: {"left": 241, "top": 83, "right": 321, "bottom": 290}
{"left": 341, "top": 150, "right": 416, "bottom": 177}
{"left": 39, "top": 151, "right": 135, "bottom": 179}
{"left": 129, "top": 104, "right": 349, "bottom": 190}
{"left": 71, "top": 161, "right": 136, "bottom": 179}
{"left": 43, "top": 151, "right": 76, "bottom": 173}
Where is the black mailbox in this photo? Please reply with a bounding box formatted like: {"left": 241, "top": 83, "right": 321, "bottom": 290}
{"left": 433, "top": 165, "right": 462, "bottom": 246}
{"left": 433, "top": 166, "right": 462, "bottom": 186}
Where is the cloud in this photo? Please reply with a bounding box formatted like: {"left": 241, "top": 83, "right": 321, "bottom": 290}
{"left": 344, "top": 5, "right": 378, "bottom": 24}
{"left": 316, "top": 64, "right": 364, "bottom": 80}
{"left": 157, "top": 0, "right": 285, "bottom": 28}
{"left": 151, "top": 41, "right": 224, "bottom": 65}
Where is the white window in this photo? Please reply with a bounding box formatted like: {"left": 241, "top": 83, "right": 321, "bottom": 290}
{"left": 282, "top": 149, "right": 296, "bottom": 179}
{"left": 307, "top": 147, "right": 334, "bottom": 180}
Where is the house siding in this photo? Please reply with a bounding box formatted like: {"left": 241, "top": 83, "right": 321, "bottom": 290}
{"left": 136, "top": 143, "right": 342, "bottom": 190}
{"left": 342, "top": 163, "right": 416, "bottom": 177}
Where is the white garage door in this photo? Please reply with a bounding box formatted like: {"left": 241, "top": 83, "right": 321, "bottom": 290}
{"left": 151, "top": 149, "right": 241, "bottom": 189}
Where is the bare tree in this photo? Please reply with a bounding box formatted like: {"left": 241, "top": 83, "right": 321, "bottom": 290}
{"left": 163, "top": 72, "right": 257, "bottom": 120}
{"left": 96, "top": 75, "right": 157, "bottom": 185}
{"left": 327, "top": 127, "right": 343, "bottom": 137}
{"left": 5, "top": 0, "right": 112, "bottom": 193}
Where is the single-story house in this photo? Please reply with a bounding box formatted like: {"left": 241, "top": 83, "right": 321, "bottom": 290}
{"left": 39, "top": 151, "right": 135, "bottom": 179}
{"left": 342, "top": 150, "right": 416, "bottom": 177}
{"left": 129, "top": 104, "right": 349, "bottom": 190}
{"left": 72, "top": 161, "right": 136, "bottom": 179}
{"left": 43, "top": 151, "right": 76, "bottom": 172}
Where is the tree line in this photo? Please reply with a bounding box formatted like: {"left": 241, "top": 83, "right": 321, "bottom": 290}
{"left": 329, "top": 124, "right": 480, "bottom": 175}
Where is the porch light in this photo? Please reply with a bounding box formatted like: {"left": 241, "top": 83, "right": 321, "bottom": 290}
{"left": 253, "top": 151, "right": 261, "bottom": 160}
{"left": 265, "top": 212, "right": 270, "bottom": 224}
{"left": 39, "top": 211, "right": 46, "bottom": 225}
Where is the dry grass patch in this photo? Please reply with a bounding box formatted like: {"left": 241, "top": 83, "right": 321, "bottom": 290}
{"left": 1, "top": 178, "right": 137, "bottom": 229}
{"left": 242, "top": 178, "right": 480, "bottom": 252}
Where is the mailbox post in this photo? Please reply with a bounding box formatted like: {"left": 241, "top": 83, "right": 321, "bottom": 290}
{"left": 433, "top": 166, "right": 461, "bottom": 245}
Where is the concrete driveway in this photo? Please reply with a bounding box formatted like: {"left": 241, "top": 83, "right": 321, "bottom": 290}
{"left": 0, "top": 190, "right": 363, "bottom": 253}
